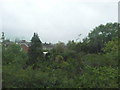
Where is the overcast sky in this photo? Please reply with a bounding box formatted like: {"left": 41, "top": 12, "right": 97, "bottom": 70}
{"left": 0, "top": 0, "right": 119, "bottom": 43}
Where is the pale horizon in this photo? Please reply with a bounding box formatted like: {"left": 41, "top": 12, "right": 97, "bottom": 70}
{"left": 0, "top": 0, "right": 118, "bottom": 43}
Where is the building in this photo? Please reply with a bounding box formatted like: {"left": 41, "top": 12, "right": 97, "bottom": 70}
{"left": 42, "top": 43, "right": 54, "bottom": 50}
{"left": 20, "top": 43, "right": 29, "bottom": 53}
{"left": 3, "top": 39, "right": 14, "bottom": 47}
{"left": 16, "top": 40, "right": 54, "bottom": 53}
{"left": 16, "top": 40, "right": 30, "bottom": 53}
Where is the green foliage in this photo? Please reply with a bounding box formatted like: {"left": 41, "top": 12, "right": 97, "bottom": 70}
{"left": 55, "top": 55, "right": 64, "bottom": 63}
{"left": 102, "top": 38, "right": 119, "bottom": 59}
{"left": 2, "top": 43, "right": 27, "bottom": 66}
{"left": 2, "top": 22, "right": 119, "bottom": 88}
{"left": 77, "top": 66, "right": 118, "bottom": 88}
{"left": 82, "top": 54, "right": 113, "bottom": 67}
{"left": 27, "top": 33, "right": 43, "bottom": 66}
{"left": 67, "top": 40, "right": 77, "bottom": 51}
{"left": 102, "top": 38, "right": 119, "bottom": 67}
{"left": 81, "top": 23, "right": 118, "bottom": 53}
{"left": 53, "top": 42, "right": 66, "bottom": 54}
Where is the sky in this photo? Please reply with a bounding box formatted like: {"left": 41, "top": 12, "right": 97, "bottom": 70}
{"left": 0, "top": 0, "right": 119, "bottom": 43}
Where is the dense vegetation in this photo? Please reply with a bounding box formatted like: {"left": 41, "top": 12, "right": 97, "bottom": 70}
{"left": 2, "top": 23, "right": 119, "bottom": 88}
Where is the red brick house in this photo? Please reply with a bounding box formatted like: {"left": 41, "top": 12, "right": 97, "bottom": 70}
{"left": 20, "top": 43, "right": 29, "bottom": 53}
{"left": 16, "top": 40, "right": 29, "bottom": 53}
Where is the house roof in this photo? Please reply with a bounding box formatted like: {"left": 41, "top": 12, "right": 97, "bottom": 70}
{"left": 42, "top": 43, "right": 54, "bottom": 48}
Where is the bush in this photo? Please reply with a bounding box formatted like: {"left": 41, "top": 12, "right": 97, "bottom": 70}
{"left": 82, "top": 54, "right": 117, "bottom": 67}
{"left": 76, "top": 66, "right": 119, "bottom": 88}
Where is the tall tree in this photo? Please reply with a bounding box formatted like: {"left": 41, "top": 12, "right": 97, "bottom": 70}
{"left": 27, "top": 33, "right": 43, "bottom": 66}
{"left": 81, "top": 23, "right": 118, "bottom": 53}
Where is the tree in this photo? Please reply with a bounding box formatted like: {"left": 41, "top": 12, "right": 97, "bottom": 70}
{"left": 102, "top": 37, "right": 119, "bottom": 66}
{"left": 52, "top": 42, "right": 66, "bottom": 54}
{"left": 27, "top": 33, "right": 43, "bottom": 66}
{"left": 3, "top": 44, "right": 20, "bottom": 64}
{"left": 80, "top": 23, "right": 118, "bottom": 53}
{"left": 67, "top": 40, "right": 77, "bottom": 51}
